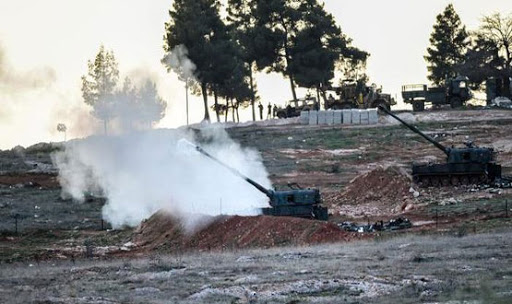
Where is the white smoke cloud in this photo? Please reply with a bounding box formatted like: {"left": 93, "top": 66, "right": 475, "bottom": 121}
{"left": 51, "top": 127, "right": 271, "bottom": 229}
{"left": 0, "top": 43, "right": 56, "bottom": 94}
{"left": 162, "top": 44, "right": 196, "bottom": 82}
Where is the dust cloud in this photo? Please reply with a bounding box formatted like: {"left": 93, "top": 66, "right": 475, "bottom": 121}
{"left": 51, "top": 127, "right": 271, "bottom": 229}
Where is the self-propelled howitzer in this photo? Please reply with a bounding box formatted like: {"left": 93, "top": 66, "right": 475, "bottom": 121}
{"left": 378, "top": 106, "right": 501, "bottom": 186}
{"left": 193, "top": 144, "right": 328, "bottom": 220}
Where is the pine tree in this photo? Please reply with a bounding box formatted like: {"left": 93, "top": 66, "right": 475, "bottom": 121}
{"left": 290, "top": 0, "right": 368, "bottom": 104}
{"left": 252, "top": 0, "right": 366, "bottom": 101}
{"left": 81, "top": 45, "right": 119, "bottom": 134}
{"left": 163, "top": 0, "right": 226, "bottom": 122}
{"left": 425, "top": 4, "right": 469, "bottom": 86}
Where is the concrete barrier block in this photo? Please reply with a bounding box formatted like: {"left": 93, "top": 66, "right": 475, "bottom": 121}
{"left": 309, "top": 110, "right": 318, "bottom": 125}
{"left": 333, "top": 110, "right": 342, "bottom": 124}
{"left": 342, "top": 110, "right": 351, "bottom": 125}
{"left": 360, "top": 109, "right": 369, "bottom": 125}
{"left": 317, "top": 111, "right": 327, "bottom": 124}
{"left": 300, "top": 111, "right": 309, "bottom": 125}
{"left": 351, "top": 109, "right": 361, "bottom": 125}
{"left": 368, "top": 108, "right": 378, "bottom": 124}
{"left": 325, "top": 111, "right": 334, "bottom": 125}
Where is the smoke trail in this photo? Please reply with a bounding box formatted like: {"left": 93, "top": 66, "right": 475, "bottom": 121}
{"left": 162, "top": 44, "right": 196, "bottom": 82}
{"left": 51, "top": 127, "right": 271, "bottom": 229}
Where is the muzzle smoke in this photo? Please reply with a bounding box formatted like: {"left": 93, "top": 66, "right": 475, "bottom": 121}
{"left": 52, "top": 127, "right": 271, "bottom": 229}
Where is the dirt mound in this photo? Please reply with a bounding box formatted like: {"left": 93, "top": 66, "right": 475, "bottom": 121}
{"left": 0, "top": 173, "right": 59, "bottom": 188}
{"left": 341, "top": 165, "right": 412, "bottom": 205}
{"left": 132, "top": 211, "right": 364, "bottom": 252}
{"left": 326, "top": 165, "right": 415, "bottom": 216}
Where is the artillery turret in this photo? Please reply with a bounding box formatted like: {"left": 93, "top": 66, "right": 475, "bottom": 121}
{"left": 191, "top": 143, "right": 328, "bottom": 220}
{"left": 379, "top": 106, "right": 501, "bottom": 186}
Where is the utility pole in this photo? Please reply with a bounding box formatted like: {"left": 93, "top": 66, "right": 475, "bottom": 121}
{"left": 185, "top": 80, "right": 189, "bottom": 126}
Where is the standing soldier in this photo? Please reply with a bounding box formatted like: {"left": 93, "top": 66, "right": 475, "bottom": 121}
{"left": 267, "top": 103, "right": 272, "bottom": 119}
{"left": 258, "top": 102, "right": 264, "bottom": 120}
{"left": 273, "top": 104, "right": 278, "bottom": 118}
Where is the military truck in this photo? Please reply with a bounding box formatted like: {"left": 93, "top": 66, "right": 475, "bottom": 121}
{"left": 324, "top": 80, "right": 396, "bottom": 111}
{"left": 276, "top": 97, "right": 319, "bottom": 119}
{"left": 402, "top": 76, "right": 472, "bottom": 112}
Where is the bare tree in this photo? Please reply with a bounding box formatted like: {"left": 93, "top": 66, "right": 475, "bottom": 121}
{"left": 480, "top": 13, "right": 512, "bottom": 97}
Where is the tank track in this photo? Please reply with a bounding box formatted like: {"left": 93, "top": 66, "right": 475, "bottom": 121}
{"left": 414, "top": 174, "right": 512, "bottom": 188}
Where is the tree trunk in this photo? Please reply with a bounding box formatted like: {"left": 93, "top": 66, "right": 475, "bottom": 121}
{"left": 213, "top": 89, "right": 220, "bottom": 122}
{"left": 231, "top": 99, "right": 236, "bottom": 122}
{"left": 201, "top": 82, "right": 210, "bottom": 122}
{"left": 504, "top": 76, "right": 511, "bottom": 99}
{"left": 236, "top": 105, "right": 240, "bottom": 122}
{"left": 288, "top": 74, "right": 297, "bottom": 101}
{"left": 103, "top": 119, "right": 108, "bottom": 135}
{"left": 505, "top": 43, "right": 512, "bottom": 98}
{"left": 225, "top": 98, "right": 228, "bottom": 123}
{"left": 283, "top": 42, "right": 297, "bottom": 101}
{"left": 316, "top": 87, "right": 322, "bottom": 110}
{"left": 249, "top": 63, "right": 256, "bottom": 121}
{"left": 319, "top": 86, "right": 328, "bottom": 109}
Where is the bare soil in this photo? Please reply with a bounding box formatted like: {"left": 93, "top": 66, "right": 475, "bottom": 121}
{"left": 1, "top": 108, "right": 512, "bottom": 302}
{"left": 130, "top": 211, "right": 369, "bottom": 253}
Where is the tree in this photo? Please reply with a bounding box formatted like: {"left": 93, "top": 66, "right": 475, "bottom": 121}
{"left": 57, "top": 123, "right": 67, "bottom": 141}
{"left": 138, "top": 79, "right": 167, "bottom": 128}
{"left": 114, "top": 77, "right": 167, "bottom": 130}
{"left": 252, "top": 0, "right": 365, "bottom": 102}
{"left": 208, "top": 22, "right": 244, "bottom": 122}
{"left": 163, "top": 0, "right": 227, "bottom": 122}
{"left": 227, "top": 0, "right": 277, "bottom": 121}
{"left": 479, "top": 13, "right": 512, "bottom": 97}
{"left": 114, "top": 77, "right": 138, "bottom": 131}
{"left": 218, "top": 57, "right": 252, "bottom": 122}
{"left": 251, "top": 0, "right": 305, "bottom": 101}
{"left": 81, "top": 45, "right": 119, "bottom": 134}
{"left": 289, "top": 0, "right": 368, "bottom": 104}
{"left": 425, "top": 4, "right": 469, "bottom": 86}
{"left": 456, "top": 33, "right": 504, "bottom": 89}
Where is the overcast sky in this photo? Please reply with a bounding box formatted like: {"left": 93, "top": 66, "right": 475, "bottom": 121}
{"left": 1, "top": 0, "right": 511, "bottom": 149}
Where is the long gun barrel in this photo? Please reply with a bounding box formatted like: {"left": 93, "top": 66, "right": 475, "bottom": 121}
{"left": 192, "top": 144, "right": 274, "bottom": 199}
{"left": 378, "top": 106, "right": 450, "bottom": 156}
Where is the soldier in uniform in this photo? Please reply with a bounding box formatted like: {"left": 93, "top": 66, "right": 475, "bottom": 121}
{"left": 258, "top": 102, "right": 264, "bottom": 120}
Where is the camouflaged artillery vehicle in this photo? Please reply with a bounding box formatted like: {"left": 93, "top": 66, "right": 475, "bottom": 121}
{"left": 192, "top": 143, "right": 328, "bottom": 220}
{"left": 324, "top": 80, "right": 396, "bottom": 111}
{"left": 379, "top": 106, "right": 502, "bottom": 187}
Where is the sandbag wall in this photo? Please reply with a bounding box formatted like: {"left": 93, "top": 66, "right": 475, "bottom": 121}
{"left": 300, "top": 109, "right": 379, "bottom": 125}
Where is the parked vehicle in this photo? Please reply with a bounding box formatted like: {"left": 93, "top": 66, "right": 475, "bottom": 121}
{"left": 402, "top": 76, "right": 472, "bottom": 111}
{"left": 324, "top": 80, "right": 395, "bottom": 111}
{"left": 379, "top": 105, "right": 502, "bottom": 187}
{"left": 276, "top": 97, "right": 319, "bottom": 118}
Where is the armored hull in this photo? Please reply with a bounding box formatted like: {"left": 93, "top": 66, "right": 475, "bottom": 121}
{"left": 261, "top": 204, "right": 328, "bottom": 220}
{"left": 262, "top": 189, "right": 328, "bottom": 220}
{"left": 412, "top": 162, "right": 502, "bottom": 186}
